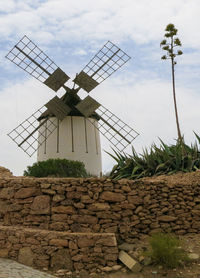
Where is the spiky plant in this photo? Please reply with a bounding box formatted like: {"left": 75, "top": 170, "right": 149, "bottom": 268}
{"left": 109, "top": 133, "right": 200, "bottom": 180}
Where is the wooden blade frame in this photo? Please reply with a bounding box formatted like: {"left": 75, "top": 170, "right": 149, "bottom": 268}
{"left": 5, "top": 35, "right": 70, "bottom": 92}
{"left": 7, "top": 106, "right": 58, "bottom": 157}
{"left": 74, "top": 41, "right": 131, "bottom": 92}
{"left": 87, "top": 105, "right": 139, "bottom": 152}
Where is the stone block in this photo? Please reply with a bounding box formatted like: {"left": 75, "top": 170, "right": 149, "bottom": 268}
{"left": 100, "top": 191, "right": 125, "bottom": 202}
{"left": 15, "top": 187, "right": 40, "bottom": 199}
{"left": 49, "top": 239, "right": 69, "bottom": 247}
{"left": 88, "top": 203, "right": 110, "bottom": 211}
{"left": 0, "top": 249, "right": 8, "bottom": 258}
{"left": 158, "top": 215, "right": 177, "bottom": 222}
{"left": 51, "top": 249, "right": 73, "bottom": 271}
{"left": 52, "top": 205, "right": 75, "bottom": 214}
{"left": 71, "top": 215, "right": 98, "bottom": 224}
{"left": 96, "top": 236, "right": 117, "bottom": 247}
{"left": 30, "top": 195, "right": 50, "bottom": 214}
{"left": 18, "top": 247, "right": 34, "bottom": 266}
{"left": 119, "top": 250, "right": 142, "bottom": 272}
{"left": 77, "top": 238, "right": 95, "bottom": 248}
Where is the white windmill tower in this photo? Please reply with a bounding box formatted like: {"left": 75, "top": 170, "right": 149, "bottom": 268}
{"left": 6, "top": 36, "right": 139, "bottom": 176}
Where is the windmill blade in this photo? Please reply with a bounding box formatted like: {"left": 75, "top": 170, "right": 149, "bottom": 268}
{"left": 5, "top": 35, "right": 70, "bottom": 92}
{"left": 73, "top": 41, "right": 131, "bottom": 93}
{"left": 87, "top": 105, "right": 139, "bottom": 152}
{"left": 7, "top": 97, "right": 71, "bottom": 157}
{"left": 7, "top": 106, "right": 57, "bottom": 157}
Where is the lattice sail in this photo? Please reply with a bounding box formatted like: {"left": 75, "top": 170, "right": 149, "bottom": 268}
{"left": 7, "top": 106, "right": 58, "bottom": 157}
{"left": 74, "top": 41, "right": 131, "bottom": 92}
{"left": 5, "top": 35, "right": 69, "bottom": 91}
{"left": 87, "top": 105, "right": 139, "bottom": 152}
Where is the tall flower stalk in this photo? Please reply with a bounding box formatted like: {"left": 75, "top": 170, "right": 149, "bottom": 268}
{"left": 160, "top": 23, "right": 183, "bottom": 142}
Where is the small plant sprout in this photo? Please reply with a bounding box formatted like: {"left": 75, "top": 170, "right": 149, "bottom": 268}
{"left": 161, "top": 23, "right": 183, "bottom": 142}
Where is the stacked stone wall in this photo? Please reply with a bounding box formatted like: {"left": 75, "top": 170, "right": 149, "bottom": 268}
{"left": 0, "top": 225, "right": 117, "bottom": 271}
{"left": 0, "top": 173, "right": 200, "bottom": 242}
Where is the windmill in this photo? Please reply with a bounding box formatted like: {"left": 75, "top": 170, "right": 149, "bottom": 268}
{"left": 5, "top": 36, "right": 139, "bottom": 176}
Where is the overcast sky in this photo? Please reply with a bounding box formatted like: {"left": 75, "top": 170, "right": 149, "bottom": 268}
{"left": 0, "top": 0, "right": 200, "bottom": 175}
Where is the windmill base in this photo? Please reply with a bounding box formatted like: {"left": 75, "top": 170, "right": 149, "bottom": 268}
{"left": 37, "top": 116, "right": 102, "bottom": 176}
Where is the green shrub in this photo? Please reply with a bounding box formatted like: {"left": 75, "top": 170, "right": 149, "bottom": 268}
{"left": 146, "top": 233, "right": 188, "bottom": 268}
{"left": 24, "top": 158, "right": 88, "bottom": 178}
{"left": 109, "top": 133, "right": 200, "bottom": 180}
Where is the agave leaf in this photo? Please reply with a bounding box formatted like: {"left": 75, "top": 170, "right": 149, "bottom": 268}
{"left": 194, "top": 132, "right": 200, "bottom": 146}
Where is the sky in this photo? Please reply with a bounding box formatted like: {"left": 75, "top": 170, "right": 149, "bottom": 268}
{"left": 0, "top": 0, "right": 200, "bottom": 176}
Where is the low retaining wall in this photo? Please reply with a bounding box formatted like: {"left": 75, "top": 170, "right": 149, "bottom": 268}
{"left": 0, "top": 173, "right": 200, "bottom": 242}
{"left": 0, "top": 225, "right": 118, "bottom": 271}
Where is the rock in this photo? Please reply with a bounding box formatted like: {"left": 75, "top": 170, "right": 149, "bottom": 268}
{"left": 88, "top": 203, "right": 110, "bottom": 211}
{"left": 118, "top": 242, "right": 135, "bottom": 252}
{"left": 15, "top": 187, "right": 40, "bottom": 199}
{"left": 72, "top": 254, "right": 83, "bottom": 261}
{"left": 71, "top": 215, "right": 98, "bottom": 224}
{"left": 135, "top": 206, "right": 143, "bottom": 214}
{"left": 79, "top": 269, "right": 89, "bottom": 278}
{"left": 0, "top": 188, "right": 14, "bottom": 199}
{"left": 18, "top": 247, "right": 34, "bottom": 266}
{"left": 56, "top": 269, "right": 67, "bottom": 276}
{"left": 188, "top": 253, "right": 199, "bottom": 261}
{"left": 112, "top": 264, "right": 122, "bottom": 271}
{"left": 157, "top": 215, "right": 177, "bottom": 222}
{"left": 96, "top": 236, "right": 117, "bottom": 247}
{"left": 30, "top": 195, "right": 50, "bottom": 214}
{"left": 42, "top": 189, "right": 56, "bottom": 195}
{"left": 0, "top": 166, "right": 13, "bottom": 177}
{"left": 51, "top": 249, "right": 73, "bottom": 271}
{"left": 0, "top": 200, "right": 8, "bottom": 213}
{"left": 52, "top": 194, "right": 65, "bottom": 202}
{"left": 101, "top": 266, "right": 113, "bottom": 272}
{"left": 143, "top": 194, "right": 151, "bottom": 203}
{"left": 121, "top": 185, "right": 131, "bottom": 192}
{"left": 0, "top": 249, "right": 8, "bottom": 258}
{"left": 49, "top": 239, "right": 68, "bottom": 247}
{"left": 89, "top": 273, "right": 100, "bottom": 278}
{"left": 100, "top": 191, "right": 125, "bottom": 202}
{"left": 77, "top": 238, "right": 95, "bottom": 248}
{"left": 52, "top": 206, "right": 75, "bottom": 214}
{"left": 192, "top": 209, "right": 200, "bottom": 216}
{"left": 127, "top": 196, "right": 143, "bottom": 205}
{"left": 81, "top": 195, "right": 93, "bottom": 203}
{"left": 119, "top": 250, "right": 142, "bottom": 272}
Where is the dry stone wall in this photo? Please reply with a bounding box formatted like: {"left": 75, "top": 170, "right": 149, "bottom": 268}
{"left": 0, "top": 225, "right": 117, "bottom": 271}
{"left": 0, "top": 173, "right": 200, "bottom": 242}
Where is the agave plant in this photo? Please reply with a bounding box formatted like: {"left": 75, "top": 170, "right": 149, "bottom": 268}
{"left": 108, "top": 133, "right": 200, "bottom": 180}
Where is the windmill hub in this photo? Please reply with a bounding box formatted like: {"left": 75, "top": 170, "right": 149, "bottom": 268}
{"left": 6, "top": 36, "right": 139, "bottom": 176}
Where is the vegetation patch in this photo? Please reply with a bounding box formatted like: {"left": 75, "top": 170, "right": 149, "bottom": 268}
{"left": 109, "top": 134, "right": 200, "bottom": 180}
{"left": 145, "top": 233, "right": 188, "bottom": 268}
{"left": 24, "top": 158, "right": 88, "bottom": 178}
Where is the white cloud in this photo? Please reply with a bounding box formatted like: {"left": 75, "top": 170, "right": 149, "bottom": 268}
{"left": 73, "top": 49, "right": 87, "bottom": 56}
{"left": 0, "top": 0, "right": 200, "bottom": 46}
